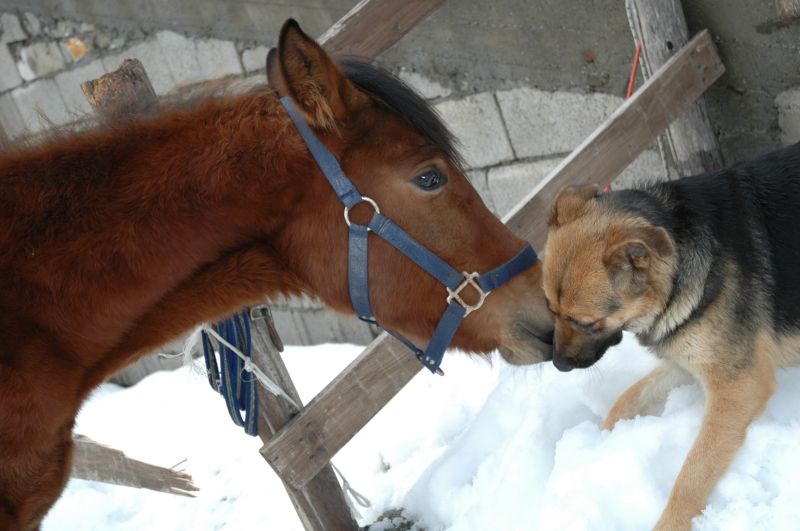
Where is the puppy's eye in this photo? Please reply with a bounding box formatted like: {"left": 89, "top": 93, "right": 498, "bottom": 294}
{"left": 412, "top": 167, "right": 447, "bottom": 191}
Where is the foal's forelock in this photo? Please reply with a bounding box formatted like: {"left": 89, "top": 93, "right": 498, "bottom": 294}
{"left": 339, "top": 59, "right": 464, "bottom": 169}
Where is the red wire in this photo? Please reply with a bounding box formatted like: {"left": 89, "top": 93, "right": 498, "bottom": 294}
{"left": 607, "top": 41, "right": 642, "bottom": 193}
{"left": 626, "top": 41, "right": 642, "bottom": 99}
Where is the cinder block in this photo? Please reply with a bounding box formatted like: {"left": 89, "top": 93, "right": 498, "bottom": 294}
{"left": 1, "top": 13, "right": 26, "bottom": 44}
{"left": 776, "top": 88, "right": 800, "bottom": 146}
{"left": 12, "top": 79, "right": 70, "bottom": 132}
{"left": 21, "top": 13, "right": 41, "bottom": 37}
{"left": 0, "top": 92, "right": 25, "bottom": 137}
{"left": 487, "top": 158, "right": 560, "bottom": 217}
{"left": 55, "top": 59, "right": 105, "bottom": 116}
{"left": 155, "top": 31, "right": 201, "bottom": 89}
{"left": 466, "top": 169, "right": 496, "bottom": 214}
{"left": 496, "top": 87, "right": 622, "bottom": 158}
{"left": 195, "top": 38, "right": 242, "bottom": 79}
{"left": 17, "top": 41, "right": 65, "bottom": 81}
{"left": 0, "top": 44, "right": 22, "bottom": 91}
{"left": 398, "top": 69, "right": 452, "bottom": 100}
{"left": 436, "top": 92, "right": 514, "bottom": 169}
{"left": 270, "top": 308, "right": 308, "bottom": 346}
{"left": 276, "top": 294, "right": 324, "bottom": 312}
{"left": 612, "top": 148, "right": 668, "bottom": 189}
{"left": 334, "top": 314, "right": 376, "bottom": 346}
{"left": 103, "top": 39, "right": 175, "bottom": 95}
{"left": 297, "top": 309, "right": 345, "bottom": 345}
{"left": 241, "top": 45, "right": 269, "bottom": 73}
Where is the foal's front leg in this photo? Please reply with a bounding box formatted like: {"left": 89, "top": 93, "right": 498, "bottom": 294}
{"left": 653, "top": 350, "right": 775, "bottom": 530}
{"left": 602, "top": 361, "right": 692, "bottom": 430}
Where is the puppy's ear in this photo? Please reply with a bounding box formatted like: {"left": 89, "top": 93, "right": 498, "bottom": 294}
{"left": 276, "top": 19, "right": 363, "bottom": 131}
{"left": 603, "top": 225, "right": 673, "bottom": 294}
{"left": 548, "top": 184, "right": 600, "bottom": 227}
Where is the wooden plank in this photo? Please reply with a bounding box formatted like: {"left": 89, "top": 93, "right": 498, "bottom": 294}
{"left": 319, "top": 0, "right": 445, "bottom": 57}
{"left": 626, "top": 0, "right": 723, "bottom": 177}
{"left": 261, "top": 332, "right": 421, "bottom": 489}
{"left": 503, "top": 30, "right": 724, "bottom": 249}
{"left": 776, "top": 0, "right": 800, "bottom": 22}
{"left": 249, "top": 310, "right": 359, "bottom": 531}
{"left": 261, "top": 30, "right": 725, "bottom": 490}
{"left": 80, "top": 58, "right": 159, "bottom": 122}
{"left": 71, "top": 435, "right": 198, "bottom": 496}
{"left": 0, "top": 124, "right": 9, "bottom": 151}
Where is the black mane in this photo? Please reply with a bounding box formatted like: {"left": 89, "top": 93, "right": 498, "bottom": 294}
{"left": 340, "top": 59, "right": 464, "bottom": 168}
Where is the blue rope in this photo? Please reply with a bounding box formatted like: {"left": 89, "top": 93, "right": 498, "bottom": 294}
{"left": 201, "top": 310, "right": 259, "bottom": 436}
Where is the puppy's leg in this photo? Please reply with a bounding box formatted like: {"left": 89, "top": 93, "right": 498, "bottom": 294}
{"left": 602, "top": 361, "right": 692, "bottom": 430}
{"left": 653, "top": 351, "right": 776, "bottom": 531}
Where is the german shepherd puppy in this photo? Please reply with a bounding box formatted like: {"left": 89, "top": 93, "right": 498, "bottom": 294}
{"left": 541, "top": 143, "right": 800, "bottom": 530}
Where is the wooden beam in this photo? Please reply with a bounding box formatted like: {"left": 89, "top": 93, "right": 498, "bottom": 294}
{"left": 319, "top": 0, "right": 445, "bottom": 57}
{"left": 80, "top": 59, "right": 159, "bottom": 122}
{"left": 260, "top": 29, "right": 725, "bottom": 490}
{"left": 503, "top": 30, "right": 724, "bottom": 249}
{"left": 626, "top": 0, "right": 724, "bottom": 177}
{"left": 776, "top": 0, "right": 800, "bottom": 22}
{"left": 0, "top": 126, "right": 9, "bottom": 153}
{"left": 261, "top": 333, "right": 420, "bottom": 489}
{"left": 249, "top": 311, "right": 359, "bottom": 531}
{"left": 71, "top": 435, "right": 198, "bottom": 497}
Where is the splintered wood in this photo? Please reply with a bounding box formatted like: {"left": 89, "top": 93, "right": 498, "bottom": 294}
{"left": 71, "top": 435, "right": 198, "bottom": 497}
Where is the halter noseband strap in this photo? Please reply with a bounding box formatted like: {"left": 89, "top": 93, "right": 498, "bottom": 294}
{"left": 280, "top": 96, "right": 538, "bottom": 374}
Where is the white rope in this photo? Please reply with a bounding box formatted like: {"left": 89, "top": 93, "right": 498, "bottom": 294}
{"left": 200, "top": 325, "right": 301, "bottom": 410}
{"left": 331, "top": 462, "right": 372, "bottom": 516}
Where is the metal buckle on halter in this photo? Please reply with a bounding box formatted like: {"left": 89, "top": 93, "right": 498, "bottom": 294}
{"left": 446, "top": 272, "right": 488, "bottom": 316}
{"left": 343, "top": 196, "right": 380, "bottom": 227}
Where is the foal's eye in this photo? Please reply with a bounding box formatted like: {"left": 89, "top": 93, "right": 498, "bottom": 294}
{"left": 412, "top": 168, "right": 448, "bottom": 191}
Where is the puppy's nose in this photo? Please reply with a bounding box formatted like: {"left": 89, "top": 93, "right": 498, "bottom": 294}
{"left": 552, "top": 350, "right": 573, "bottom": 372}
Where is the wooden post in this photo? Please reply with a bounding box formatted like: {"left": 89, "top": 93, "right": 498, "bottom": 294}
{"left": 250, "top": 310, "right": 360, "bottom": 531}
{"left": 0, "top": 124, "right": 9, "bottom": 151}
{"left": 81, "top": 59, "right": 159, "bottom": 122}
{"left": 72, "top": 435, "right": 198, "bottom": 496}
{"left": 261, "top": 30, "right": 725, "bottom": 490}
{"left": 320, "top": 0, "right": 445, "bottom": 57}
{"left": 626, "top": 0, "right": 724, "bottom": 177}
{"left": 776, "top": 0, "right": 800, "bottom": 22}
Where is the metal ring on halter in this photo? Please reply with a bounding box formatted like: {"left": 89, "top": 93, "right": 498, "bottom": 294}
{"left": 446, "top": 272, "right": 489, "bottom": 316}
{"left": 343, "top": 196, "right": 380, "bottom": 227}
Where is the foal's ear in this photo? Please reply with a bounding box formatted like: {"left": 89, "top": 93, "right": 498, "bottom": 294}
{"left": 266, "top": 47, "right": 289, "bottom": 95}
{"left": 276, "top": 19, "right": 360, "bottom": 131}
{"left": 548, "top": 184, "right": 600, "bottom": 227}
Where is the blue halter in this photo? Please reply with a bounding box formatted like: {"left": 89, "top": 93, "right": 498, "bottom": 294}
{"left": 280, "top": 96, "right": 538, "bottom": 374}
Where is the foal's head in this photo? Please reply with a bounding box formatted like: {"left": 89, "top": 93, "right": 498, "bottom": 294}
{"left": 268, "top": 20, "right": 553, "bottom": 364}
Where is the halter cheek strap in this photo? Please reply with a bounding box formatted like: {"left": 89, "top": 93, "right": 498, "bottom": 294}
{"left": 280, "top": 96, "right": 538, "bottom": 373}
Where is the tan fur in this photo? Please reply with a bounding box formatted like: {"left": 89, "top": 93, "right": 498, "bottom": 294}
{"left": 542, "top": 192, "right": 794, "bottom": 530}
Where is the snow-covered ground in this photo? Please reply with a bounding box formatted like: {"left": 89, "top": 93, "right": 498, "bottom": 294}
{"left": 44, "top": 334, "right": 800, "bottom": 530}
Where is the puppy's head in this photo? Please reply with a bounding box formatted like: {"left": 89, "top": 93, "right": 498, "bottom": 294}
{"left": 541, "top": 185, "right": 675, "bottom": 372}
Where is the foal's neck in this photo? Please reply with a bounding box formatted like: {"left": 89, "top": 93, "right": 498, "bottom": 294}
{"left": 1, "top": 91, "right": 307, "bottom": 359}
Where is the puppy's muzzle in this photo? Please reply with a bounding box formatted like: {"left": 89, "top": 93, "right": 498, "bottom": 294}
{"left": 553, "top": 329, "right": 622, "bottom": 372}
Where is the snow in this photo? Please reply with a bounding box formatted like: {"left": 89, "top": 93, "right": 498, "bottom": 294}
{"left": 44, "top": 334, "right": 800, "bottom": 530}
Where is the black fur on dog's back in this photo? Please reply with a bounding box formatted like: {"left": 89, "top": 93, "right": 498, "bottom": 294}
{"left": 600, "top": 142, "right": 800, "bottom": 338}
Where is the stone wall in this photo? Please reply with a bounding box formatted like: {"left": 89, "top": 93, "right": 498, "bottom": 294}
{"left": 2, "top": 5, "right": 799, "bottom": 351}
